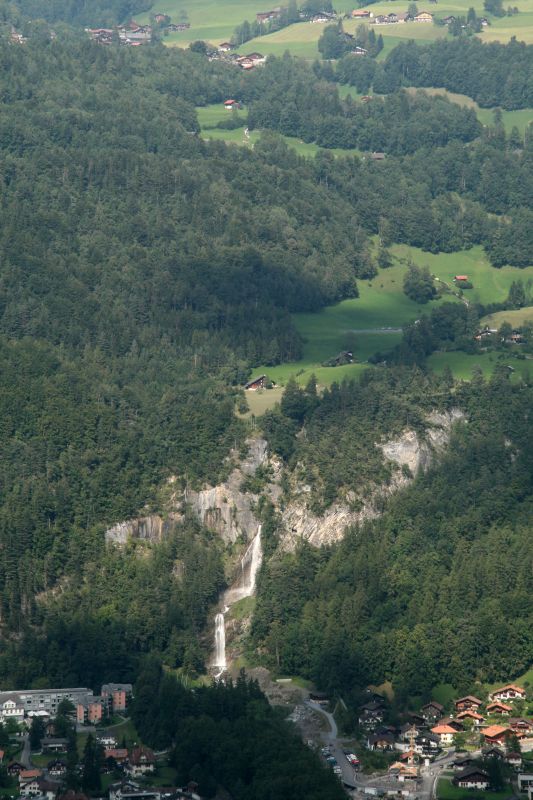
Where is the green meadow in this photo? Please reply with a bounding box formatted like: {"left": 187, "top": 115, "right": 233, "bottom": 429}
{"left": 138, "top": 0, "right": 533, "bottom": 52}
{"left": 248, "top": 244, "right": 533, "bottom": 400}
{"left": 197, "top": 102, "right": 363, "bottom": 156}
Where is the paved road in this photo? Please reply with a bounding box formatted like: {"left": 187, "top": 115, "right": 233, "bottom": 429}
{"left": 305, "top": 701, "right": 457, "bottom": 798}
{"left": 20, "top": 735, "right": 31, "bottom": 768}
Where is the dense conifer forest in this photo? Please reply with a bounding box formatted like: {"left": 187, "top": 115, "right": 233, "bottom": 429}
{"left": 0, "top": 4, "right": 530, "bottom": 770}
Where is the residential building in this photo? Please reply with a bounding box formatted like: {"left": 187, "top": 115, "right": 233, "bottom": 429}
{"left": 455, "top": 696, "right": 483, "bottom": 713}
{"left": 41, "top": 738, "right": 68, "bottom": 753}
{"left": 453, "top": 767, "right": 489, "bottom": 790}
{"left": 483, "top": 725, "right": 510, "bottom": 745}
{"left": 0, "top": 688, "right": 91, "bottom": 718}
{"left": 76, "top": 697, "right": 104, "bottom": 725}
{"left": 414, "top": 11, "right": 434, "bottom": 21}
{"left": 486, "top": 702, "right": 512, "bottom": 715}
{"left": 127, "top": 747, "right": 156, "bottom": 776}
{"left": 489, "top": 684, "right": 526, "bottom": 702}
{"left": 101, "top": 683, "right": 132, "bottom": 714}
{"left": 457, "top": 710, "right": 484, "bottom": 725}
{"left": 518, "top": 774, "right": 533, "bottom": 792}
{"left": 430, "top": 724, "right": 457, "bottom": 746}
{"left": 506, "top": 752, "right": 522, "bottom": 769}
{"left": 422, "top": 701, "right": 444, "bottom": 723}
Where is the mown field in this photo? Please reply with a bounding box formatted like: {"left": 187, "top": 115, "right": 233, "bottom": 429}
{"left": 138, "top": 0, "right": 533, "bottom": 51}
{"left": 246, "top": 244, "right": 533, "bottom": 406}
{"left": 197, "top": 103, "right": 363, "bottom": 156}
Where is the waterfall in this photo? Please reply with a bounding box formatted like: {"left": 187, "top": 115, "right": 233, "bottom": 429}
{"left": 214, "top": 612, "right": 226, "bottom": 671}
{"left": 212, "top": 525, "right": 262, "bottom": 675}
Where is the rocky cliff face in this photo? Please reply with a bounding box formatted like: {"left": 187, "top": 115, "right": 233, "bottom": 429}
{"left": 105, "top": 409, "right": 465, "bottom": 550}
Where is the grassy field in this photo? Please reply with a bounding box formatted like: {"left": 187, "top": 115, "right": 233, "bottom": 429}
{"left": 246, "top": 244, "right": 533, "bottom": 398}
{"left": 482, "top": 305, "right": 533, "bottom": 328}
{"left": 197, "top": 102, "right": 363, "bottom": 156}
{"left": 137, "top": 0, "right": 533, "bottom": 52}
{"left": 437, "top": 778, "right": 513, "bottom": 800}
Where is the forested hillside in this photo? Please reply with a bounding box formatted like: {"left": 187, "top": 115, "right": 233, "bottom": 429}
{"left": 253, "top": 370, "right": 533, "bottom": 700}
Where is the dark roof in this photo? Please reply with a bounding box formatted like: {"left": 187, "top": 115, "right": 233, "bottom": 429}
{"left": 368, "top": 732, "right": 395, "bottom": 744}
{"left": 244, "top": 374, "right": 266, "bottom": 388}
{"left": 454, "top": 767, "right": 489, "bottom": 783}
{"left": 422, "top": 701, "right": 444, "bottom": 711}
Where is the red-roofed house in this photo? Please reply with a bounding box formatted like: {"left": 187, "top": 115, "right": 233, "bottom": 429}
{"left": 457, "top": 710, "right": 484, "bottom": 725}
{"left": 487, "top": 702, "right": 512, "bottom": 715}
{"left": 431, "top": 725, "right": 457, "bottom": 746}
{"left": 483, "top": 725, "right": 510, "bottom": 745}
{"left": 126, "top": 746, "right": 155, "bottom": 776}
{"left": 490, "top": 685, "right": 526, "bottom": 702}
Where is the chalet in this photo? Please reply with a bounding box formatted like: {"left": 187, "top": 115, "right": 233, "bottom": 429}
{"left": 42, "top": 737, "right": 68, "bottom": 753}
{"left": 245, "top": 375, "right": 267, "bottom": 390}
{"left": 372, "top": 15, "right": 387, "bottom": 23}
{"left": 237, "top": 57, "right": 254, "bottom": 70}
{"left": 421, "top": 701, "right": 444, "bottom": 723}
{"left": 489, "top": 684, "right": 526, "bottom": 702}
{"left": 19, "top": 770, "right": 42, "bottom": 785}
{"left": 105, "top": 748, "right": 129, "bottom": 764}
{"left": 397, "top": 13, "right": 409, "bottom": 22}
{"left": 352, "top": 8, "right": 371, "bottom": 16}
{"left": 8, "top": 762, "right": 24, "bottom": 776}
{"left": 509, "top": 718, "right": 533, "bottom": 734}
{"left": 414, "top": 11, "right": 434, "bottom": 21}
{"left": 415, "top": 732, "right": 441, "bottom": 756}
{"left": 97, "top": 735, "right": 118, "bottom": 747}
{"left": 487, "top": 702, "right": 513, "bottom": 715}
{"left": 47, "top": 760, "right": 67, "bottom": 777}
{"left": 431, "top": 724, "right": 456, "bottom": 746}
{"left": 453, "top": 755, "right": 476, "bottom": 770}
{"left": 389, "top": 762, "right": 418, "bottom": 781}
{"left": 453, "top": 767, "right": 490, "bottom": 790}
{"left": 483, "top": 725, "right": 510, "bottom": 745}
{"left": 245, "top": 52, "right": 266, "bottom": 65}
{"left": 457, "top": 710, "right": 484, "bottom": 725}
{"left": 126, "top": 746, "right": 156, "bottom": 777}
{"left": 455, "top": 695, "right": 483, "bottom": 713}
{"left": 506, "top": 752, "right": 523, "bottom": 769}
{"left": 218, "top": 42, "right": 236, "bottom": 52}
{"left": 440, "top": 717, "right": 464, "bottom": 731}
{"left": 359, "top": 700, "right": 385, "bottom": 726}
{"left": 508, "top": 331, "right": 525, "bottom": 344}
{"left": 482, "top": 746, "right": 505, "bottom": 759}
{"left": 387, "top": 13, "right": 399, "bottom": 22}
{"left": 367, "top": 732, "right": 395, "bottom": 751}
{"left": 256, "top": 10, "right": 280, "bottom": 23}
{"left": 443, "top": 15, "right": 456, "bottom": 23}
{"left": 0, "top": 698, "right": 25, "bottom": 723}
{"left": 399, "top": 722, "right": 420, "bottom": 741}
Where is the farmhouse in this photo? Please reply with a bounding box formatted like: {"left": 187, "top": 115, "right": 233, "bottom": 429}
{"left": 457, "top": 710, "right": 484, "bottom": 725}
{"left": 486, "top": 701, "right": 513, "bottom": 715}
{"left": 421, "top": 701, "right": 444, "bottom": 723}
{"left": 455, "top": 695, "right": 482, "bottom": 712}
{"left": 483, "top": 724, "right": 510, "bottom": 745}
{"left": 453, "top": 767, "right": 490, "bottom": 790}
{"left": 367, "top": 732, "right": 395, "bottom": 750}
{"left": 414, "top": 11, "right": 434, "bottom": 21}
{"left": 490, "top": 684, "right": 526, "bottom": 702}
{"left": 41, "top": 738, "right": 68, "bottom": 753}
{"left": 245, "top": 375, "right": 268, "bottom": 390}
{"left": 224, "top": 99, "right": 240, "bottom": 110}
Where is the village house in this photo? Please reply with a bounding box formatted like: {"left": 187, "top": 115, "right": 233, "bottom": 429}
{"left": 453, "top": 755, "right": 476, "bottom": 770}
{"left": 490, "top": 684, "right": 526, "bottom": 702}
{"left": 430, "top": 724, "right": 457, "bottom": 746}
{"left": 453, "top": 767, "right": 490, "bottom": 790}
{"left": 126, "top": 747, "right": 156, "bottom": 777}
{"left": 367, "top": 732, "right": 395, "bottom": 751}
{"left": 457, "top": 710, "right": 484, "bottom": 725}
{"left": 8, "top": 762, "right": 24, "bottom": 776}
{"left": 482, "top": 745, "right": 505, "bottom": 759}
{"left": 352, "top": 8, "right": 371, "bottom": 16}
{"left": 421, "top": 701, "right": 444, "bottom": 723}
{"left": 510, "top": 718, "right": 533, "bottom": 734}
{"left": 455, "top": 695, "right": 483, "bottom": 713}
{"left": 41, "top": 738, "right": 68, "bottom": 753}
{"left": 359, "top": 700, "right": 385, "bottom": 727}
{"left": 245, "top": 375, "right": 267, "bottom": 390}
{"left": 486, "top": 701, "right": 513, "bottom": 715}
{"left": 506, "top": 752, "right": 523, "bottom": 769}
{"left": 19, "top": 770, "right": 43, "bottom": 790}
{"left": 399, "top": 722, "right": 420, "bottom": 742}
{"left": 483, "top": 725, "right": 511, "bottom": 745}
{"left": 105, "top": 748, "right": 129, "bottom": 765}
{"left": 224, "top": 99, "right": 240, "bottom": 110}
{"left": 415, "top": 732, "right": 441, "bottom": 756}
{"left": 47, "top": 760, "right": 67, "bottom": 777}
{"left": 218, "top": 42, "right": 236, "bottom": 52}
{"left": 256, "top": 9, "right": 281, "bottom": 23}
{"left": 414, "top": 11, "right": 434, "bottom": 21}
{"left": 0, "top": 698, "right": 25, "bottom": 723}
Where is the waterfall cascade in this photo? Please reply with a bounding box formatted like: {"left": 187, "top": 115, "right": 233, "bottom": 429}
{"left": 212, "top": 525, "right": 262, "bottom": 675}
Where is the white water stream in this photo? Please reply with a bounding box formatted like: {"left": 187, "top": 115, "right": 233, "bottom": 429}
{"left": 212, "top": 525, "right": 262, "bottom": 676}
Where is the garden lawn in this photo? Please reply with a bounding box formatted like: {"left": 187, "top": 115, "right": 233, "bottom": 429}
{"left": 437, "top": 777, "right": 512, "bottom": 800}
